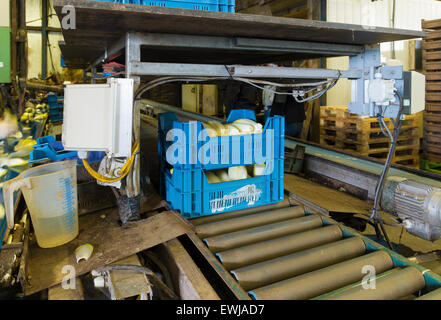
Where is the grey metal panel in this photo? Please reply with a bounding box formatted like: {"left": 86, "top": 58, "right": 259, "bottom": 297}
{"left": 82, "top": 33, "right": 365, "bottom": 71}
{"left": 233, "top": 37, "right": 363, "bottom": 55}
{"left": 52, "top": 0, "right": 425, "bottom": 69}
{"left": 52, "top": 0, "right": 425, "bottom": 44}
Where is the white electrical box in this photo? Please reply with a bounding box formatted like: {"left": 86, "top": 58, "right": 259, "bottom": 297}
{"left": 403, "top": 71, "right": 425, "bottom": 115}
{"left": 62, "top": 78, "right": 133, "bottom": 158}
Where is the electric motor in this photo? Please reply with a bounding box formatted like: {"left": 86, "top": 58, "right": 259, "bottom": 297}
{"left": 382, "top": 177, "right": 441, "bottom": 241}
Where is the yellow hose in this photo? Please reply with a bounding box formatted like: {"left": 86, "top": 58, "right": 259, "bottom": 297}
{"left": 82, "top": 141, "right": 140, "bottom": 183}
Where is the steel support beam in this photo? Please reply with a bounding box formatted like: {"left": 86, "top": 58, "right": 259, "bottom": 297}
{"left": 123, "top": 32, "right": 142, "bottom": 222}
{"left": 130, "top": 62, "right": 362, "bottom": 79}
{"left": 127, "top": 32, "right": 363, "bottom": 56}
{"left": 86, "top": 32, "right": 364, "bottom": 72}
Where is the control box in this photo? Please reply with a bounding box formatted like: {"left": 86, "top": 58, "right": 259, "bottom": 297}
{"left": 62, "top": 78, "right": 134, "bottom": 158}
{"left": 402, "top": 71, "right": 425, "bottom": 115}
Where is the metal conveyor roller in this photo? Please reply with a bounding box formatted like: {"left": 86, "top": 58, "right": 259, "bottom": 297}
{"left": 203, "top": 214, "right": 323, "bottom": 252}
{"left": 231, "top": 237, "right": 366, "bottom": 291}
{"left": 191, "top": 202, "right": 441, "bottom": 300}
{"left": 249, "top": 250, "right": 394, "bottom": 300}
{"left": 195, "top": 206, "right": 304, "bottom": 238}
{"left": 216, "top": 224, "right": 343, "bottom": 270}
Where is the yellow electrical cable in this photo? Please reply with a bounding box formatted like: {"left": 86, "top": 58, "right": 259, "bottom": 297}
{"left": 82, "top": 141, "right": 140, "bottom": 183}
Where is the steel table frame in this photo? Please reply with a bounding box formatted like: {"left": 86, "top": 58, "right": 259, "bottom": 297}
{"left": 89, "top": 32, "right": 366, "bottom": 80}
{"left": 84, "top": 31, "right": 372, "bottom": 201}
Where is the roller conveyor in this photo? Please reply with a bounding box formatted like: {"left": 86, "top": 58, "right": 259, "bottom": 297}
{"left": 195, "top": 206, "right": 304, "bottom": 238}
{"left": 216, "top": 224, "right": 342, "bottom": 270}
{"left": 321, "top": 267, "right": 426, "bottom": 300}
{"left": 253, "top": 251, "right": 394, "bottom": 300}
{"left": 231, "top": 237, "right": 366, "bottom": 291}
{"left": 190, "top": 199, "right": 292, "bottom": 226}
{"left": 191, "top": 202, "right": 441, "bottom": 300}
{"left": 204, "top": 215, "right": 323, "bottom": 252}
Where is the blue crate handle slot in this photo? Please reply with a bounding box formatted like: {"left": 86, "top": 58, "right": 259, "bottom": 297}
{"left": 30, "top": 136, "right": 105, "bottom": 165}
{"left": 30, "top": 136, "right": 77, "bottom": 163}
{"left": 226, "top": 109, "right": 256, "bottom": 122}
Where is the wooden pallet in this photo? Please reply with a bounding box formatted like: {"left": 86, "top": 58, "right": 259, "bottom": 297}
{"left": 320, "top": 106, "right": 420, "bottom": 168}
{"left": 426, "top": 103, "right": 441, "bottom": 113}
{"left": 423, "top": 131, "right": 441, "bottom": 149}
{"left": 319, "top": 105, "right": 359, "bottom": 120}
{"left": 422, "top": 18, "right": 441, "bottom": 164}
{"left": 424, "top": 149, "right": 441, "bottom": 163}
{"left": 320, "top": 140, "right": 420, "bottom": 168}
{"left": 422, "top": 19, "right": 441, "bottom": 30}
{"left": 339, "top": 142, "right": 419, "bottom": 158}
{"left": 320, "top": 135, "right": 338, "bottom": 147}
{"left": 395, "top": 155, "right": 420, "bottom": 168}
{"left": 336, "top": 127, "right": 418, "bottom": 144}
{"left": 321, "top": 114, "right": 418, "bottom": 132}
{"left": 424, "top": 132, "right": 441, "bottom": 144}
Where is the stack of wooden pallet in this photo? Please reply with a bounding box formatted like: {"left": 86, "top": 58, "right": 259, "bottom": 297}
{"left": 320, "top": 106, "right": 420, "bottom": 168}
{"left": 422, "top": 19, "right": 441, "bottom": 168}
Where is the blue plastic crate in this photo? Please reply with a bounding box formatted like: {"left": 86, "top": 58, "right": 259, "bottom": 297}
{"left": 48, "top": 108, "right": 63, "bottom": 122}
{"left": 91, "top": 0, "right": 234, "bottom": 12}
{"left": 158, "top": 110, "right": 284, "bottom": 171}
{"left": 47, "top": 94, "right": 63, "bottom": 122}
{"left": 162, "top": 159, "right": 284, "bottom": 218}
{"left": 158, "top": 109, "right": 284, "bottom": 218}
{"left": 30, "top": 136, "right": 78, "bottom": 164}
{"left": 47, "top": 93, "right": 62, "bottom": 104}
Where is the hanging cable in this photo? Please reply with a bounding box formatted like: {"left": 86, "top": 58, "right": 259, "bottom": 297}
{"left": 134, "top": 75, "right": 337, "bottom": 101}
{"left": 381, "top": 117, "right": 393, "bottom": 139}
{"left": 293, "top": 79, "right": 339, "bottom": 103}
{"left": 369, "top": 91, "right": 404, "bottom": 250}
{"left": 82, "top": 141, "right": 140, "bottom": 183}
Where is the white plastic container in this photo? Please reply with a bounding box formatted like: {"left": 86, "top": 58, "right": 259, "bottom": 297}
{"left": 3, "top": 160, "right": 79, "bottom": 248}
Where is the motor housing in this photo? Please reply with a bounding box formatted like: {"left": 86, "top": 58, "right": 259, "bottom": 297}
{"left": 382, "top": 177, "right": 441, "bottom": 241}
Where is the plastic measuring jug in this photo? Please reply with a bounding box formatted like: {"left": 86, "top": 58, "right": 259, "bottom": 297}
{"left": 3, "top": 160, "right": 79, "bottom": 248}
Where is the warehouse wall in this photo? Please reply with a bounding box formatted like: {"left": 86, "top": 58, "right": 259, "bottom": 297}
{"left": 326, "top": 0, "right": 441, "bottom": 106}
{"left": 26, "top": 0, "right": 64, "bottom": 79}
{"left": 0, "top": 0, "right": 10, "bottom": 27}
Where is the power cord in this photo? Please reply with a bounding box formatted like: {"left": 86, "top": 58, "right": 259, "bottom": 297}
{"left": 134, "top": 75, "right": 337, "bottom": 101}
{"left": 369, "top": 91, "right": 404, "bottom": 250}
